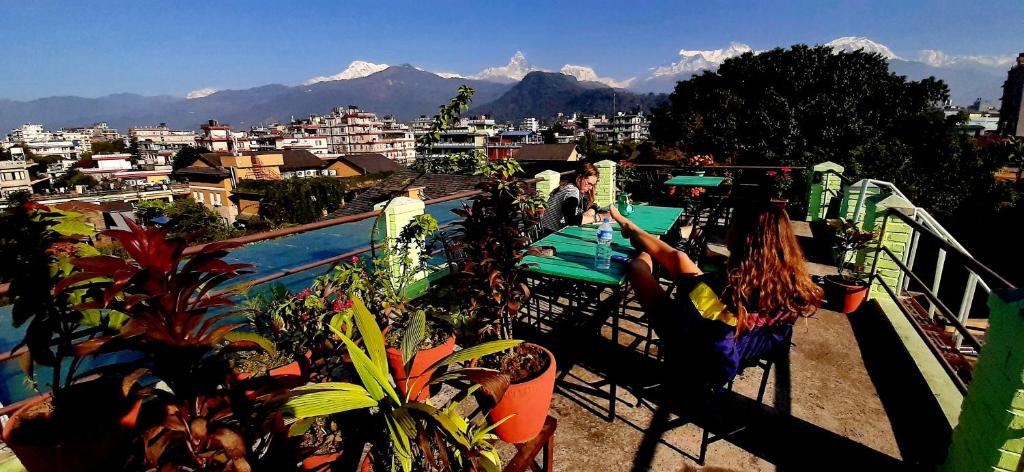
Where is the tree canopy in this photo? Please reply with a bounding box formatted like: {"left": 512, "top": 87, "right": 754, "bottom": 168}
{"left": 172, "top": 145, "right": 205, "bottom": 171}
{"left": 91, "top": 140, "right": 127, "bottom": 154}
{"left": 649, "top": 44, "right": 1008, "bottom": 218}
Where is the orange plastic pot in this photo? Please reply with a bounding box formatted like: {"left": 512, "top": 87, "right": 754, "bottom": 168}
{"left": 824, "top": 276, "right": 869, "bottom": 314}
{"left": 386, "top": 335, "right": 455, "bottom": 401}
{"left": 3, "top": 385, "right": 141, "bottom": 472}
{"left": 489, "top": 343, "right": 556, "bottom": 444}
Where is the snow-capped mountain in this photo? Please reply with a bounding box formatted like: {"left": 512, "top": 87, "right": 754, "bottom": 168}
{"left": 630, "top": 42, "right": 752, "bottom": 93}
{"left": 186, "top": 87, "right": 220, "bottom": 99}
{"left": 824, "top": 36, "right": 900, "bottom": 59}
{"left": 559, "top": 64, "right": 634, "bottom": 89}
{"left": 470, "top": 51, "right": 545, "bottom": 82}
{"left": 304, "top": 61, "right": 390, "bottom": 85}
{"left": 916, "top": 49, "right": 1016, "bottom": 68}
{"left": 649, "top": 42, "right": 754, "bottom": 78}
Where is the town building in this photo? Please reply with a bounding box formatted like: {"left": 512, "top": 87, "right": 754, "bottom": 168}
{"left": 513, "top": 143, "right": 580, "bottom": 163}
{"left": 195, "top": 120, "right": 237, "bottom": 153}
{"left": 6, "top": 124, "right": 50, "bottom": 143}
{"left": 520, "top": 117, "right": 540, "bottom": 132}
{"left": 62, "top": 122, "right": 122, "bottom": 143}
{"left": 0, "top": 158, "right": 32, "bottom": 198}
{"left": 486, "top": 131, "right": 542, "bottom": 160}
{"left": 419, "top": 116, "right": 497, "bottom": 160}
{"left": 999, "top": 53, "right": 1024, "bottom": 137}
{"left": 587, "top": 112, "right": 650, "bottom": 146}
{"left": 317, "top": 106, "right": 416, "bottom": 164}
{"left": 130, "top": 123, "right": 197, "bottom": 164}
{"left": 55, "top": 130, "right": 92, "bottom": 154}
{"left": 175, "top": 149, "right": 388, "bottom": 223}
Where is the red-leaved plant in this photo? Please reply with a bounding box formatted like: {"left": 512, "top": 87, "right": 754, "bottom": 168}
{"left": 56, "top": 220, "right": 289, "bottom": 471}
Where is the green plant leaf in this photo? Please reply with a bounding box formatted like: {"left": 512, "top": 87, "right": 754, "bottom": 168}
{"left": 400, "top": 310, "right": 426, "bottom": 369}
{"left": 351, "top": 297, "right": 387, "bottom": 375}
{"left": 223, "top": 332, "right": 276, "bottom": 357}
{"left": 282, "top": 383, "right": 377, "bottom": 419}
{"left": 404, "top": 402, "right": 471, "bottom": 449}
{"left": 329, "top": 324, "right": 399, "bottom": 403}
{"left": 385, "top": 412, "right": 414, "bottom": 472}
{"left": 424, "top": 339, "right": 522, "bottom": 373}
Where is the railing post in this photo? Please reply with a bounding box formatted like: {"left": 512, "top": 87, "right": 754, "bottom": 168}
{"left": 839, "top": 179, "right": 879, "bottom": 227}
{"left": 866, "top": 196, "right": 915, "bottom": 300}
{"left": 534, "top": 169, "right": 561, "bottom": 200}
{"left": 942, "top": 289, "right": 1024, "bottom": 472}
{"left": 373, "top": 196, "right": 427, "bottom": 289}
{"left": 593, "top": 160, "right": 617, "bottom": 209}
{"left": 806, "top": 161, "right": 844, "bottom": 221}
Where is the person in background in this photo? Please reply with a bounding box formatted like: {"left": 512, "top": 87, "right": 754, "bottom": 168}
{"left": 541, "top": 162, "right": 602, "bottom": 233}
{"left": 608, "top": 201, "right": 822, "bottom": 394}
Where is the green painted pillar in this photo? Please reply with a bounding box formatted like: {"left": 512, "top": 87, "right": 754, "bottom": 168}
{"left": 806, "top": 161, "right": 845, "bottom": 221}
{"left": 534, "top": 169, "right": 561, "bottom": 200}
{"left": 373, "top": 196, "right": 427, "bottom": 287}
{"left": 839, "top": 179, "right": 881, "bottom": 225}
{"left": 865, "top": 195, "right": 914, "bottom": 299}
{"left": 942, "top": 289, "right": 1024, "bottom": 472}
{"left": 593, "top": 160, "right": 617, "bottom": 209}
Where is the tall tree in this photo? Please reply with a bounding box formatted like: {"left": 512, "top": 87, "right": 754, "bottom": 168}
{"left": 172, "top": 145, "right": 205, "bottom": 171}
{"left": 650, "top": 44, "right": 1004, "bottom": 218}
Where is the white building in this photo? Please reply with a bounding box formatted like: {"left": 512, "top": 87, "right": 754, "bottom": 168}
{"left": 520, "top": 117, "right": 539, "bottom": 132}
{"left": 418, "top": 117, "right": 497, "bottom": 159}
{"left": 196, "top": 120, "right": 235, "bottom": 153}
{"left": 318, "top": 106, "right": 416, "bottom": 164}
{"left": 7, "top": 124, "right": 50, "bottom": 143}
{"left": 587, "top": 112, "right": 650, "bottom": 146}
{"left": 0, "top": 158, "right": 32, "bottom": 198}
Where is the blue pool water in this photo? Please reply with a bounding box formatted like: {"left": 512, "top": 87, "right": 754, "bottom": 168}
{"left": 0, "top": 199, "right": 468, "bottom": 405}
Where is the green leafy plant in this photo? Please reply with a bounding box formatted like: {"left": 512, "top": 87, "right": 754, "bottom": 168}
{"left": 283, "top": 298, "right": 518, "bottom": 472}
{"left": 0, "top": 202, "right": 106, "bottom": 395}
{"left": 452, "top": 157, "right": 545, "bottom": 340}
{"left": 827, "top": 218, "right": 879, "bottom": 283}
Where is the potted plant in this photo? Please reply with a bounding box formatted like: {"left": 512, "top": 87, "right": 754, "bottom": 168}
{"left": 823, "top": 218, "right": 879, "bottom": 314}
{"left": 384, "top": 309, "right": 455, "bottom": 401}
{"left": 767, "top": 167, "right": 794, "bottom": 208}
{"left": 53, "top": 220, "right": 291, "bottom": 470}
{"left": 451, "top": 157, "right": 557, "bottom": 443}
{"left": 0, "top": 202, "right": 142, "bottom": 472}
{"left": 283, "top": 297, "right": 518, "bottom": 471}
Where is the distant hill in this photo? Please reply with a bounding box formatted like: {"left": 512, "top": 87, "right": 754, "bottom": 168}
{"left": 0, "top": 66, "right": 512, "bottom": 132}
{"left": 473, "top": 71, "right": 667, "bottom": 121}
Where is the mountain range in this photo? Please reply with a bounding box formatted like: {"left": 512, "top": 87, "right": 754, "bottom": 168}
{"left": 0, "top": 36, "right": 1015, "bottom": 133}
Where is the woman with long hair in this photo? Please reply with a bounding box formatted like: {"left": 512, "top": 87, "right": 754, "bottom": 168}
{"left": 609, "top": 201, "right": 822, "bottom": 390}
{"left": 541, "top": 162, "right": 601, "bottom": 233}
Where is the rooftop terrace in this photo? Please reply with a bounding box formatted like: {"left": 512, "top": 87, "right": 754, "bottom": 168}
{"left": 0, "top": 160, "right": 1019, "bottom": 471}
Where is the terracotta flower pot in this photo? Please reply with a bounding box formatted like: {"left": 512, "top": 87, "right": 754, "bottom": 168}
{"left": 3, "top": 382, "right": 142, "bottom": 472}
{"left": 386, "top": 335, "right": 456, "bottom": 401}
{"left": 770, "top": 198, "right": 789, "bottom": 210}
{"left": 489, "top": 343, "right": 556, "bottom": 444}
{"left": 301, "top": 452, "right": 341, "bottom": 470}
{"left": 824, "top": 275, "right": 869, "bottom": 314}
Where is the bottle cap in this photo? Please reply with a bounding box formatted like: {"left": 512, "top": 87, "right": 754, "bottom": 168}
{"left": 603, "top": 217, "right": 611, "bottom": 222}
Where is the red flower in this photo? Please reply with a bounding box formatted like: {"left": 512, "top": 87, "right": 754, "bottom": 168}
{"left": 351, "top": 256, "right": 360, "bottom": 264}
{"left": 781, "top": 167, "right": 792, "bottom": 173}
{"left": 766, "top": 171, "right": 777, "bottom": 177}
{"left": 296, "top": 288, "right": 311, "bottom": 300}
{"left": 332, "top": 298, "right": 353, "bottom": 312}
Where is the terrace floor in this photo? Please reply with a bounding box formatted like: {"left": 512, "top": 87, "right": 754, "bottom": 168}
{"left": 490, "top": 222, "right": 955, "bottom": 471}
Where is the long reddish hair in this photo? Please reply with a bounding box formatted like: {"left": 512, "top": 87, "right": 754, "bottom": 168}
{"left": 723, "top": 202, "right": 823, "bottom": 334}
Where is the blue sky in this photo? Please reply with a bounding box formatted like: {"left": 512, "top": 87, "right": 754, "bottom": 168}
{"left": 0, "top": 0, "right": 1021, "bottom": 100}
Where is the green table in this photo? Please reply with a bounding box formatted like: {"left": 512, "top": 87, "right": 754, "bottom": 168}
{"left": 522, "top": 207, "right": 682, "bottom": 420}
{"left": 663, "top": 175, "right": 726, "bottom": 187}
{"left": 583, "top": 205, "right": 683, "bottom": 236}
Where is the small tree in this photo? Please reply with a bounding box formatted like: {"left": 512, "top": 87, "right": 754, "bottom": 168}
{"left": 452, "top": 157, "right": 545, "bottom": 340}
{"left": 172, "top": 145, "right": 205, "bottom": 171}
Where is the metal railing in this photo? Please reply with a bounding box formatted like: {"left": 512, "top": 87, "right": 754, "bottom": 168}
{"left": 869, "top": 208, "right": 1015, "bottom": 393}
{"left": 847, "top": 179, "right": 996, "bottom": 350}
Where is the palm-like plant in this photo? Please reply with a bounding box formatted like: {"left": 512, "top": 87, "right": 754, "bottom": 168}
{"left": 283, "top": 297, "right": 519, "bottom": 471}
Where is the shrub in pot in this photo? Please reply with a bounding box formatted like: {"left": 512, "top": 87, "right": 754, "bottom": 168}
{"left": 384, "top": 309, "right": 455, "bottom": 401}
{"left": 823, "top": 218, "right": 879, "bottom": 314}
{"left": 450, "top": 157, "right": 557, "bottom": 443}
{"left": 283, "top": 297, "right": 518, "bottom": 471}
{"left": 0, "top": 202, "right": 141, "bottom": 471}
{"left": 53, "top": 220, "right": 291, "bottom": 470}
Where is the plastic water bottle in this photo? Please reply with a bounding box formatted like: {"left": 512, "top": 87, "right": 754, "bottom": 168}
{"left": 595, "top": 217, "right": 614, "bottom": 270}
